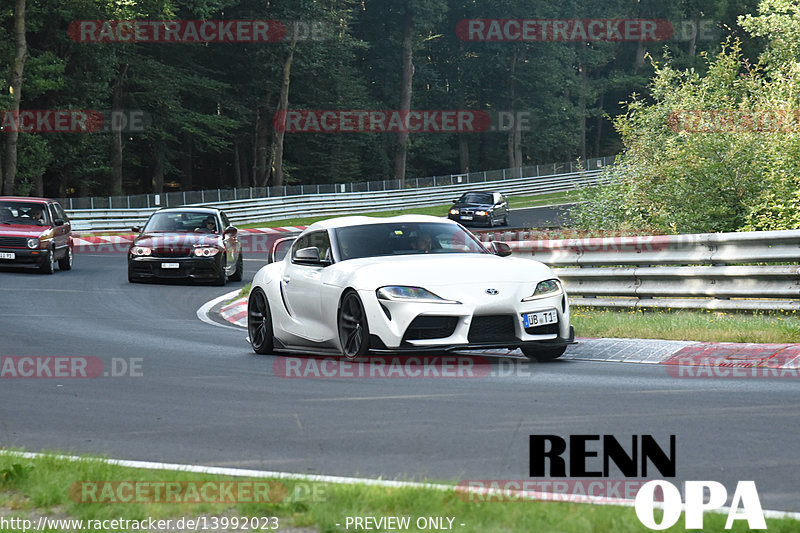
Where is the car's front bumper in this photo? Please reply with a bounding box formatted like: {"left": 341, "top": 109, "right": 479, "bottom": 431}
{"left": 448, "top": 213, "right": 493, "bottom": 226}
{"left": 128, "top": 255, "right": 224, "bottom": 280}
{"left": 357, "top": 284, "right": 572, "bottom": 352}
{"left": 0, "top": 247, "right": 50, "bottom": 266}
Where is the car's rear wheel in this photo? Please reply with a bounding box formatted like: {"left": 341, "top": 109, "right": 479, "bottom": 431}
{"left": 58, "top": 247, "right": 73, "bottom": 271}
{"left": 338, "top": 290, "right": 370, "bottom": 360}
{"left": 39, "top": 247, "right": 55, "bottom": 274}
{"left": 248, "top": 288, "right": 274, "bottom": 354}
{"left": 229, "top": 253, "right": 243, "bottom": 282}
{"left": 522, "top": 345, "right": 567, "bottom": 362}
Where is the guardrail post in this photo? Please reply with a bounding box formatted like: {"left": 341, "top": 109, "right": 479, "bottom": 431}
{"left": 201, "top": 190, "right": 205, "bottom": 203}
{"left": 502, "top": 169, "right": 506, "bottom": 180}
{"left": 183, "top": 191, "right": 186, "bottom": 204}
{"left": 218, "top": 189, "right": 221, "bottom": 202}
{"left": 91, "top": 197, "right": 94, "bottom": 210}
{"left": 108, "top": 197, "right": 112, "bottom": 209}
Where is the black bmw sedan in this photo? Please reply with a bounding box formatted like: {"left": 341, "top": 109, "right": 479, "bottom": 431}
{"left": 127, "top": 207, "right": 243, "bottom": 285}
{"left": 447, "top": 191, "right": 509, "bottom": 227}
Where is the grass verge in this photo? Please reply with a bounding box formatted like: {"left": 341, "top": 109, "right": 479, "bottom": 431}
{"left": 0, "top": 450, "right": 796, "bottom": 533}
{"left": 571, "top": 307, "right": 800, "bottom": 344}
{"left": 236, "top": 190, "right": 579, "bottom": 229}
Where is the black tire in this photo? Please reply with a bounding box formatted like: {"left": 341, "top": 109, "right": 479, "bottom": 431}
{"left": 229, "top": 252, "right": 244, "bottom": 282}
{"left": 248, "top": 288, "right": 274, "bottom": 354}
{"left": 213, "top": 257, "right": 227, "bottom": 286}
{"left": 502, "top": 213, "right": 509, "bottom": 226}
{"left": 128, "top": 267, "right": 140, "bottom": 283}
{"left": 521, "top": 345, "right": 567, "bottom": 362}
{"left": 39, "top": 247, "right": 55, "bottom": 274}
{"left": 338, "top": 290, "right": 370, "bottom": 360}
{"left": 488, "top": 215, "right": 495, "bottom": 228}
{"left": 58, "top": 247, "right": 73, "bottom": 271}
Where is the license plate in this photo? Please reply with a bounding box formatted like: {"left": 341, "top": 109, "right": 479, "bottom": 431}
{"left": 0, "top": 252, "right": 15, "bottom": 260}
{"left": 161, "top": 262, "right": 180, "bottom": 269}
{"left": 523, "top": 310, "right": 558, "bottom": 328}
{"left": 461, "top": 215, "right": 473, "bottom": 221}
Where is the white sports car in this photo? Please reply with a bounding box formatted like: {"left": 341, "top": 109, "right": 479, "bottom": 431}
{"left": 247, "top": 215, "right": 573, "bottom": 361}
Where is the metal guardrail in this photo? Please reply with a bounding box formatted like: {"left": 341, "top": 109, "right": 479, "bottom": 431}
{"left": 477, "top": 229, "right": 800, "bottom": 312}
{"left": 66, "top": 168, "right": 611, "bottom": 231}
{"left": 57, "top": 156, "right": 615, "bottom": 210}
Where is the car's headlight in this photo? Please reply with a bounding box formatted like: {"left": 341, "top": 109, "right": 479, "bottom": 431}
{"left": 522, "top": 279, "right": 562, "bottom": 301}
{"left": 26, "top": 238, "right": 39, "bottom": 249}
{"left": 449, "top": 208, "right": 459, "bottom": 215}
{"left": 193, "top": 246, "right": 220, "bottom": 257}
{"left": 377, "top": 286, "right": 460, "bottom": 304}
{"left": 475, "top": 210, "right": 488, "bottom": 216}
{"left": 131, "top": 246, "right": 152, "bottom": 256}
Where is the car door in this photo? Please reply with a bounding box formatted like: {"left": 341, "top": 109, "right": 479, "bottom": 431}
{"left": 219, "top": 211, "right": 238, "bottom": 273}
{"left": 280, "top": 230, "right": 332, "bottom": 342}
{"left": 50, "top": 203, "right": 70, "bottom": 257}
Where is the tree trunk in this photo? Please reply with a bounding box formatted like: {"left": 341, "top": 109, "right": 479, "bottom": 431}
{"left": 393, "top": 8, "right": 414, "bottom": 186}
{"left": 268, "top": 31, "right": 298, "bottom": 187}
{"left": 507, "top": 50, "right": 521, "bottom": 169}
{"left": 152, "top": 140, "right": 165, "bottom": 194}
{"left": 578, "top": 61, "right": 587, "bottom": 163}
{"left": 233, "top": 138, "right": 242, "bottom": 188}
{"left": 458, "top": 137, "right": 469, "bottom": 174}
{"left": 2, "top": 0, "right": 27, "bottom": 196}
{"left": 253, "top": 103, "right": 269, "bottom": 187}
{"left": 594, "top": 93, "right": 604, "bottom": 157}
{"left": 180, "top": 132, "right": 193, "bottom": 189}
{"left": 110, "top": 63, "right": 128, "bottom": 196}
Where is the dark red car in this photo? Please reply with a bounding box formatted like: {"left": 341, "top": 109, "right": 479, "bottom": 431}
{"left": 0, "top": 196, "right": 73, "bottom": 274}
{"left": 127, "top": 207, "right": 243, "bottom": 285}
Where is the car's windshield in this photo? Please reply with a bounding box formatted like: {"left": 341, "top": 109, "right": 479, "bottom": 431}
{"left": 143, "top": 211, "right": 218, "bottom": 233}
{"left": 459, "top": 193, "right": 494, "bottom": 205}
{"left": 334, "top": 222, "right": 487, "bottom": 261}
{"left": 0, "top": 202, "right": 50, "bottom": 225}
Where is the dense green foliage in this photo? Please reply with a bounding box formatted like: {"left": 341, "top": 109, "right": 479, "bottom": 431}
{"left": 0, "top": 0, "right": 758, "bottom": 198}
{"left": 575, "top": 0, "right": 800, "bottom": 233}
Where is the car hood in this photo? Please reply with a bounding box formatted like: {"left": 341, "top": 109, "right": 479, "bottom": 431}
{"left": 132, "top": 232, "right": 221, "bottom": 249}
{"left": 453, "top": 202, "right": 493, "bottom": 209}
{"left": 323, "top": 253, "right": 555, "bottom": 291}
{"left": 0, "top": 224, "right": 52, "bottom": 238}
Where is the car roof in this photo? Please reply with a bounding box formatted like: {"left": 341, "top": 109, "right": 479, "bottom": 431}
{"left": 154, "top": 206, "right": 221, "bottom": 215}
{"left": 0, "top": 196, "right": 51, "bottom": 204}
{"left": 305, "top": 214, "right": 453, "bottom": 232}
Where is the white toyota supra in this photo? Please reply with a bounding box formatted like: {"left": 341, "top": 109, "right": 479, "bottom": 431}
{"left": 247, "top": 215, "right": 574, "bottom": 361}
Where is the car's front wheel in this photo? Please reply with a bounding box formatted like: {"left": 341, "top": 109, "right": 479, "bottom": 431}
{"left": 522, "top": 345, "right": 567, "bottom": 362}
{"left": 248, "top": 288, "right": 274, "bottom": 354}
{"left": 213, "top": 257, "right": 227, "bottom": 286}
{"left": 39, "top": 247, "right": 55, "bottom": 274}
{"left": 338, "top": 290, "right": 370, "bottom": 360}
{"left": 58, "top": 247, "right": 73, "bottom": 271}
{"left": 229, "top": 253, "right": 243, "bottom": 282}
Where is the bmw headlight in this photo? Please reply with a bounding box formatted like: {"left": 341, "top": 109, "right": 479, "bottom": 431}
{"left": 522, "top": 279, "right": 562, "bottom": 301}
{"left": 475, "top": 210, "right": 488, "bottom": 216}
{"left": 377, "top": 286, "right": 460, "bottom": 304}
{"left": 131, "top": 246, "right": 152, "bottom": 256}
{"left": 193, "top": 246, "right": 220, "bottom": 257}
{"left": 449, "top": 208, "right": 459, "bottom": 215}
{"left": 26, "top": 238, "right": 39, "bottom": 249}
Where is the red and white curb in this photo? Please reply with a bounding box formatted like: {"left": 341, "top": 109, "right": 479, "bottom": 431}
{"left": 211, "top": 296, "right": 800, "bottom": 372}
{"left": 72, "top": 226, "right": 307, "bottom": 249}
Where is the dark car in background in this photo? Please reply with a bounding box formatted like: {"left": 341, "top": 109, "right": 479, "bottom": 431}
{"left": 127, "top": 207, "right": 243, "bottom": 285}
{"left": 0, "top": 196, "right": 73, "bottom": 274}
{"left": 448, "top": 191, "right": 509, "bottom": 227}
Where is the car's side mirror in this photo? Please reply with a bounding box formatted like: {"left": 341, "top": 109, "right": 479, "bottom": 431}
{"left": 294, "top": 246, "right": 331, "bottom": 265}
{"left": 132, "top": 226, "right": 142, "bottom": 233}
{"left": 224, "top": 225, "right": 238, "bottom": 236}
{"left": 490, "top": 241, "right": 512, "bottom": 257}
{"left": 54, "top": 218, "right": 65, "bottom": 226}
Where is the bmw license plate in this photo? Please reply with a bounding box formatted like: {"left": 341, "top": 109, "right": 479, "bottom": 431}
{"left": 161, "top": 262, "right": 180, "bottom": 269}
{"left": 523, "top": 310, "right": 558, "bottom": 328}
{"left": 461, "top": 215, "right": 473, "bottom": 221}
{"left": 0, "top": 252, "right": 15, "bottom": 260}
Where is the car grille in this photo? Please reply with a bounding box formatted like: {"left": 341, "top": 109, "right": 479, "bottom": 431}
{"left": 460, "top": 209, "right": 475, "bottom": 216}
{"left": 468, "top": 315, "right": 517, "bottom": 343}
{"left": 403, "top": 316, "right": 459, "bottom": 341}
{"left": 0, "top": 236, "right": 27, "bottom": 248}
{"left": 525, "top": 323, "right": 559, "bottom": 335}
{"left": 152, "top": 248, "right": 193, "bottom": 258}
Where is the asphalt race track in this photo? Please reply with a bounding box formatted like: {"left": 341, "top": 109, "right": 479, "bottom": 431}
{"left": 1, "top": 253, "right": 799, "bottom": 512}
